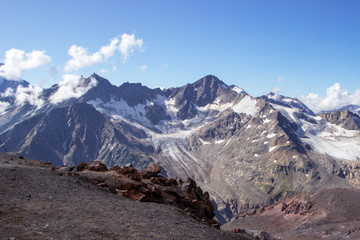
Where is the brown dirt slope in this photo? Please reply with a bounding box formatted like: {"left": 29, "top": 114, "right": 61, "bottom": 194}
{"left": 0, "top": 153, "right": 253, "bottom": 240}
{"left": 223, "top": 187, "right": 360, "bottom": 240}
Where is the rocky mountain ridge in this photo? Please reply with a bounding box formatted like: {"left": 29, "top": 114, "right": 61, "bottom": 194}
{"left": 1, "top": 74, "right": 360, "bottom": 228}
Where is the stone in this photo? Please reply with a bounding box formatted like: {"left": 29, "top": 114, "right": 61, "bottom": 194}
{"left": 127, "top": 191, "right": 146, "bottom": 201}
{"left": 76, "top": 163, "right": 220, "bottom": 228}
{"left": 140, "top": 164, "right": 161, "bottom": 178}
{"left": 114, "top": 166, "right": 141, "bottom": 181}
{"left": 77, "top": 161, "right": 108, "bottom": 172}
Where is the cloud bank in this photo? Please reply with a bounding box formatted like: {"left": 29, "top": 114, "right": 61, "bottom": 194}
{"left": 300, "top": 83, "right": 360, "bottom": 113}
{"left": 65, "top": 34, "right": 143, "bottom": 72}
{"left": 0, "top": 74, "right": 98, "bottom": 109}
{"left": 14, "top": 85, "right": 44, "bottom": 108}
{"left": 118, "top": 33, "right": 144, "bottom": 64}
{"left": 49, "top": 74, "right": 98, "bottom": 104}
{"left": 0, "top": 48, "right": 51, "bottom": 80}
{"left": 0, "top": 84, "right": 44, "bottom": 110}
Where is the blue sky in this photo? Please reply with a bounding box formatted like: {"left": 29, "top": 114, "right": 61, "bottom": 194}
{"left": 1, "top": 0, "right": 360, "bottom": 111}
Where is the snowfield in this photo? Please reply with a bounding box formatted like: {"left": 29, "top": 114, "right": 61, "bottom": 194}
{"left": 87, "top": 89, "right": 360, "bottom": 164}
{"left": 269, "top": 96, "right": 360, "bottom": 161}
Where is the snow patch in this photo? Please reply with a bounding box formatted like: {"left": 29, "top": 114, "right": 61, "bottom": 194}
{"left": 263, "top": 118, "right": 271, "bottom": 124}
{"left": 266, "top": 133, "right": 276, "bottom": 138}
{"left": 232, "top": 95, "right": 257, "bottom": 116}
{"left": 199, "top": 138, "right": 211, "bottom": 145}
{"left": 269, "top": 146, "right": 278, "bottom": 152}
{"left": 270, "top": 103, "right": 297, "bottom": 122}
{"left": 215, "top": 139, "right": 225, "bottom": 144}
{"left": 302, "top": 134, "right": 360, "bottom": 161}
{"left": 232, "top": 86, "right": 245, "bottom": 94}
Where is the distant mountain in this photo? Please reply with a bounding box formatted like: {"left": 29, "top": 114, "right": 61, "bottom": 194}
{"left": 320, "top": 109, "right": 360, "bottom": 130}
{"left": 319, "top": 104, "right": 360, "bottom": 116}
{"left": 1, "top": 73, "right": 359, "bottom": 226}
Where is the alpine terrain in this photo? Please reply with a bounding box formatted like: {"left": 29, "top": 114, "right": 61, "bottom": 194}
{"left": 1, "top": 74, "right": 360, "bottom": 238}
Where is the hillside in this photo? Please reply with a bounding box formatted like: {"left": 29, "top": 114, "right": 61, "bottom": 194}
{"left": 1, "top": 74, "right": 360, "bottom": 226}
{"left": 224, "top": 188, "right": 360, "bottom": 240}
{"left": 0, "top": 153, "right": 258, "bottom": 240}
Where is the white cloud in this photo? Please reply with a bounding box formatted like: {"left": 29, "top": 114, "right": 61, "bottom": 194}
{"left": 300, "top": 82, "right": 360, "bottom": 113}
{"left": 49, "top": 74, "right": 98, "bottom": 104}
{"left": 99, "top": 38, "right": 119, "bottom": 59}
{"left": 1, "top": 88, "right": 15, "bottom": 97}
{"left": 64, "top": 45, "right": 102, "bottom": 72}
{"left": 0, "top": 84, "right": 44, "bottom": 108}
{"left": 161, "top": 64, "right": 168, "bottom": 69}
{"left": 0, "top": 48, "right": 51, "bottom": 80}
{"left": 139, "top": 64, "right": 148, "bottom": 71}
{"left": 14, "top": 84, "right": 44, "bottom": 108}
{"left": 119, "top": 33, "right": 144, "bottom": 63}
{"left": 0, "top": 101, "right": 10, "bottom": 112}
{"left": 64, "top": 34, "right": 143, "bottom": 72}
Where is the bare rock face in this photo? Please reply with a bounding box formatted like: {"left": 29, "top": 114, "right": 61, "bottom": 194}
{"left": 280, "top": 196, "right": 314, "bottom": 215}
{"left": 76, "top": 161, "right": 220, "bottom": 228}
{"left": 320, "top": 109, "right": 360, "bottom": 130}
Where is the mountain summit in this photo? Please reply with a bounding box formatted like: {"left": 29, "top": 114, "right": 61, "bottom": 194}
{"left": 1, "top": 74, "right": 359, "bottom": 226}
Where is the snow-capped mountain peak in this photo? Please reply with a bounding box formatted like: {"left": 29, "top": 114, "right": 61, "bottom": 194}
{"left": 1, "top": 74, "right": 360, "bottom": 225}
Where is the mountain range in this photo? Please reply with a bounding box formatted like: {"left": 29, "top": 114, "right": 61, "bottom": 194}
{"left": 1, "top": 73, "right": 360, "bottom": 226}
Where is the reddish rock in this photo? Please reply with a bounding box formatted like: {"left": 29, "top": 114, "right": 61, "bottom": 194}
{"left": 114, "top": 166, "right": 141, "bottom": 181}
{"left": 150, "top": 176, "right": 167, "bottom": 185}
{"left": 127, "top": 190, "right": 146, "bottom": 201}
{"left": 114, "top": 182, "right": 142, "bottom": 191}
{"left": 141, "top": 164, "right": 162, "bottom": 178}
{"left": 76, "top": 163, "right": 219, "bottom": 228}
{"left": 166, "top": 178, "right": 178, "bottom": 186}
{"left": 281, "top": 197, "right": 314, "bottom": 215}
{"left": 114, "top": 166, "right": 138, "bottom": 175}
{"left": 77, "top": 161, "right": 108, "bottom": 172}
{"left": 160, "top": 190, "right": 177, "bottom": 204}
{"left": 165, "top": 186, "right": 185, "bottom": 198}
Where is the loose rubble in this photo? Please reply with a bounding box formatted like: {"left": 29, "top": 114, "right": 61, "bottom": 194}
{"left": 74, "top": 161, "right": 220, "bottom": 228}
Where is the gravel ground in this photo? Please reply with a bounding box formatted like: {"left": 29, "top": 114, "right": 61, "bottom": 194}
{"left": 0, "top": 153, "right": 253, "bottom": 240}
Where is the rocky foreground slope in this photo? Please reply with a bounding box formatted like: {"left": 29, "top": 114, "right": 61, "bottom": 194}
{"left": 0, "top": 153, "right": 265, "bottom": 240}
